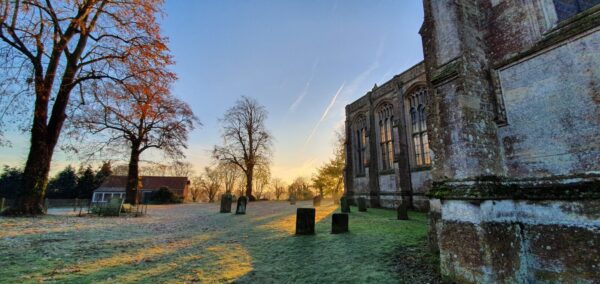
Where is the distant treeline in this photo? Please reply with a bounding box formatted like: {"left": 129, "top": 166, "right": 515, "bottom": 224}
{"left": 0, "top": 162, "right": 112, "bottom": 199}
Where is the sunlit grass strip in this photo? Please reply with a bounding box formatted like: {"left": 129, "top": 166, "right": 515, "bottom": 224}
{"left": 258, "top": 204, "right": 339, "bottom": 234}
{"left": 0, "top": 217, "right": 117, "bottom": 238}
{"left": 46, "top": 233, "right": 217, "bottom": 282}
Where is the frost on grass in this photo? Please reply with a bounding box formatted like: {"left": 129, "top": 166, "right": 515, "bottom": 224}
{"left": 0, "top": 201, "right": 439, "bottom": 283}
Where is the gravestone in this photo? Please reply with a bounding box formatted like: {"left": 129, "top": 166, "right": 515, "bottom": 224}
{"left": 331, "top": 213, "right": 349, "bottom": 234}
{"left": 236, "top": 196, "right": 247, "bottom": 215}
{"left": 220, "top": 193, "right": 233, "bottom": 213}
{"left": 397, "top": 201, "right": 409, "bottom": 220}
{"left": 295, "top": 208, "right": 316, "bottom": 235}
{"left": 358, "top": 197, "right": 367, "bottom": 212}
{"left": 340, "top": 196, "right": 351, "bottom": 213}
{"left": 289, "top": 196, "right": 296, "bottom": 205}
{"left": 313, "top": 195, "right": 321, "bottom": 207}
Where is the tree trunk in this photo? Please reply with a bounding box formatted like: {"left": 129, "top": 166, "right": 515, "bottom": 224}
{"left": 7, "top": 92, "right": 58, "bottom": 215}
{"left": 125, "top": 146, "right": 141, "bottom": 205}
{"left": 245, "top": 165, "right": 255, "bottom": 201}
{"left": 12, "top": 135, "right": 53, "bottom": 216}
{"left": 8, "top": 50, "right": 80, "bottom": 215}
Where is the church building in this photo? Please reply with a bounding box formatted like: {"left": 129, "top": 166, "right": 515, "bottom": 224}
{"left": 344, "top": 62, "right": 432, "bottom": 211}
{"left": 345, "top": 1, "right": 600, "bottom": 282}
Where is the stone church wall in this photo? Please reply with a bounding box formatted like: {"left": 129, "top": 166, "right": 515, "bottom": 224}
{"left": 497, "top": 28, "right": 600, "bottom": 178}
{"left": 422, "top": 1, "right": 600, "bottom": 282}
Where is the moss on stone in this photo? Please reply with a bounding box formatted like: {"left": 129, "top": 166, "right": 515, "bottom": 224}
{"left": 430, "top": 58, "right": 461, "bottom": 85}
{"left": 429, "top": 175, "right": 600, "bottom": 200}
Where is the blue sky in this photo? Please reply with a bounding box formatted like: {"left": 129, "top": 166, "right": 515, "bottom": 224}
{"left": 1, "top": 0, "right": 424, "bottom": 181}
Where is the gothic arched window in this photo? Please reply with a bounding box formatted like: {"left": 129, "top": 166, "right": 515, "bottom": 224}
{"left": 376, "top": 103, "right": 394, "bottom": 171}
{"left": 353, "top": 116, "right": 367, "bottom": 176}
{"left": 407, "top": 87, "right": 430, "bottom": 167}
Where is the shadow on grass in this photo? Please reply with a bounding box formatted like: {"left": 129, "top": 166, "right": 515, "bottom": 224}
{"left": 232, "top": 207, "right": 437, "bottom": 283}
{"left": 0, "top": 202, "right": 438, "bottom": 283}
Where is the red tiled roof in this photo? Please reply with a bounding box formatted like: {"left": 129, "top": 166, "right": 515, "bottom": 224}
{"left": 95, "top": 176, "right": 189, "bottom": 192}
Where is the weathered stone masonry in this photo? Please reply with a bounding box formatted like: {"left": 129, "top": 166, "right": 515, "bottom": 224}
{"left": 345, "top": 0, "right": 600, "bottom": 282}
{"left": 422, "top": 0, "right": 600, "bottom": 282}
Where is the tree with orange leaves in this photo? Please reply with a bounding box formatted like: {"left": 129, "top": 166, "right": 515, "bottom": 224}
{"left": 74, "top": 78, "right": 198, "bottom": 205}
{"left": 0, "top": 0, "right": 172, "bottom": 215}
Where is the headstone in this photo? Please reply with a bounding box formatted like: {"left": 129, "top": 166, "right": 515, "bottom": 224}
{"left": 313, "top": 195, "right": 321, "bottom": 207}
{"left": 220, "top": 193, "right": 233, "bottom": 213}
{"left": 358, "top": 197, "right": 367, "bottom": 212}
{"left": 295, "top": 208, "right": 315, "bottom": 235}
{"left": 397, "top": 201, "right": 409, "bottom": 220}
{"left": 340, "top": 196, "right": 351, "bottom": 213}
{"left": 236, "top": 196, "right": 247, "bottom": 215}
{"left": 289, "top": 196, "right": 296, "bottom": 205}
{"left": 331, "top": 213, "right": 349, "bottom": 234}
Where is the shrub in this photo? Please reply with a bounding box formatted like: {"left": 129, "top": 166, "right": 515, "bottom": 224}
{"left": 151, "top": 187, "right": 182, "bottom": 204}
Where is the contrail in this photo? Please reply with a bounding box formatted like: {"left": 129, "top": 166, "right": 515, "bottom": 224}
{"left": 289, "top": 59, "right": 320, "bottom": 112}
{"left": 304, "top": 82, "right": 346, "bottom": 147}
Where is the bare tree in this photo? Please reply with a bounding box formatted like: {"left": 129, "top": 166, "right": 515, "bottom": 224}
{"left": 112, "top": 164, "right": 129, "bottom": 176}
{"left": 139, "top": 163, "right": 168, "bottom": 176}
{"left": 198, "top": 166, "right": 221, "bottom": 203}
{"left": 168, "top": 161, "right": 195, "bottom": 177}
{"left": 189, "top": 176, "right": 203, "bottom": 202}
{"left": 213, "top": 96, "right": 272, "bottom": 201}
{"left": 271, "top": 178, "right": 286, "bottom": 200}
{"left": 75, "top": 82, "right": 198, "bottom": 205}
{"left": 253, "top": 164, "right": 270, "bottom": 200}
{"left": 216, "top": 162, "right": 240, "bottom": 194}
{"left": 0, "top": 0, "right": 171, "bottom": 215}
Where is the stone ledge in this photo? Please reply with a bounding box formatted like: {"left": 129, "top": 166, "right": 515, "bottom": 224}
{"left": 429, "top": 174, "right": 600, "bottom": 200}
{"left": 430, "top": 57, "right": 461, "bottom": 86}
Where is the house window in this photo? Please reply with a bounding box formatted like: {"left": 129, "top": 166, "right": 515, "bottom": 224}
{"left": 354, "top": 116, "right": 367, "bottom": 176}
{"left": 377, "top": 103, "right": 395, "bottom": 171}
{"left": 553, "top": 0, "right": 600, "bottom": 21}
{"left": 407, "top": 87, "right": 431, "bottom": 167}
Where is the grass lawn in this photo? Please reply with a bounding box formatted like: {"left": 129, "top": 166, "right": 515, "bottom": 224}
{"left": 0, "top": 201, "right": 440, "bottom": 283}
